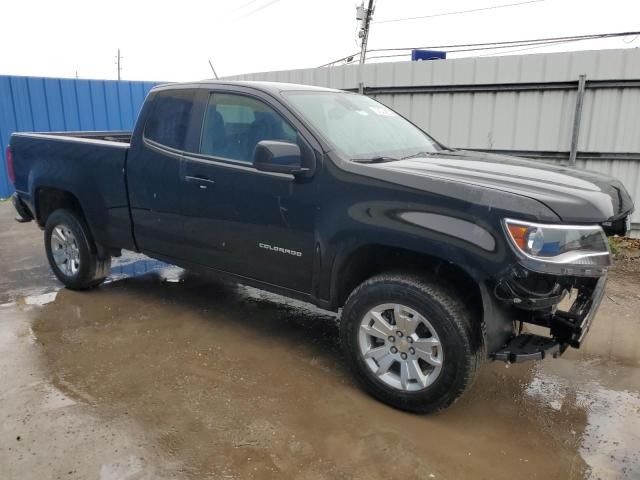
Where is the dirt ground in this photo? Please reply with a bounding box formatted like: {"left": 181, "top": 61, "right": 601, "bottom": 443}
{"left": 1, "top": 201, "right": 639, "bottom": 480}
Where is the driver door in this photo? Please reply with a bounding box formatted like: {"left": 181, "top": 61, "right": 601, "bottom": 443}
{"left": 179, "top": 88, "right": 318, "bottom": 294}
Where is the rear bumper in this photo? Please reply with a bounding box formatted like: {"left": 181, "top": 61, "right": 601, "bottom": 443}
{"left": 11, "top": 192, "right": 33, "bottom": 223}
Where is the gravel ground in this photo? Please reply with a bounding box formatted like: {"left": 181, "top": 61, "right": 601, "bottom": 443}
{"left": 1, "top": 201, "right": 639, "bottom": 480}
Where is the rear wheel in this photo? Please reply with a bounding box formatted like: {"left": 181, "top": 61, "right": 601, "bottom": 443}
{"left": 340, "top": 272, "right": 483, "bottom": 413}
{"left": 44, "top": 209, "right": 111, "bottom": 290}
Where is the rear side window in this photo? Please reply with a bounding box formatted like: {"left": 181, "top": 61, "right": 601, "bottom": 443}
{"left": 144, "top": 89, "right": 195, "bottom": 150}
{"left": 199, "top": 93, "right": 297, "bottom": 163}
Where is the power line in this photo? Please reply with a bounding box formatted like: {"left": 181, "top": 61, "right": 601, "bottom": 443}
{"left": 476, "top": 38, "right": 590, "bottom": 57}
{"left": 434, "top": 36, "right": 613, "bottom": 54}
{"left": 368, "top": 31, "right": 640, "bottom": 52}
{"left": 366, "top": 53, "right": 411, "bottom": 61}
{"left": 375, "top": 0, "right": 544, "bottom": 24}
{"left": 234, "top": 0, "right": 282, "bottom": 20}
{"left": 232, "top": 0, "right": 261, "bottom": 12}
{"left": 318, "top": 30, "right": 640, "bottom": 67}
{"left": 367, "top": 37, "right": 595, "bottom": 61}
{"left": 317, "top": 52, "right": 364, "bottom": 67}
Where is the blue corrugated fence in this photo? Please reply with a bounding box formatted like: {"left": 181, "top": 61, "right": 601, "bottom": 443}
{"left": 0, "top": 75, "right": 160, "bottom": 198}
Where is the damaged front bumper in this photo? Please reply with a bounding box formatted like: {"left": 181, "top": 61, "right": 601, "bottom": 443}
{"left": 491, "top": 267, "right": 608, "bottom": 364}
{"left": 551, "top": 274, "right": 607, "bottom": 348}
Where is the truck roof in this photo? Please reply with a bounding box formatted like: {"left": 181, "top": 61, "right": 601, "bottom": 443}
{"left": 151, "top": 80, "right": 342, "bottom": 95}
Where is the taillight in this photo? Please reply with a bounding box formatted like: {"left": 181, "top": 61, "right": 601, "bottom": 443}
{"left": 5, "top": 146, "right": 15, "bottom": 184}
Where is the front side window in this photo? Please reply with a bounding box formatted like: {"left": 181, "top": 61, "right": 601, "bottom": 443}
{"left": 144, "top": 89, "right": 195, "bottom": 150}
{"left": 199, "top": 93, "right": 297, "bottom": 163}
{"left": 284, "top": 91, "right": 442, "bottom": 161}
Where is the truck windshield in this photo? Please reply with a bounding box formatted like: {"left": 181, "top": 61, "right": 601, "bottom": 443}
{"left": 284, "top": 91, "right": 442, "bottom": 161}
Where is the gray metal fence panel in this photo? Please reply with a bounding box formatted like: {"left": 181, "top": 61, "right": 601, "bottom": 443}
{"left": 226, "top": 48, "right": 640, "bottom": 235}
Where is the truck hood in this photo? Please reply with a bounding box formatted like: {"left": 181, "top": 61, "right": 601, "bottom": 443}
{"left": 368, "top": 150, "right": 634, "bottom": 223}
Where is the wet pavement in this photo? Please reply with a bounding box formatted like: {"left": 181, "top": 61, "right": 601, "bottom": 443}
{"left": 1, "top": 202, "right": 639, "bottom": 480}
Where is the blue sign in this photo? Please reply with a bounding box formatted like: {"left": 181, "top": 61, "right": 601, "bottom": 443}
{"left": 411, "top": 50, "right": 447, "bottom": 61}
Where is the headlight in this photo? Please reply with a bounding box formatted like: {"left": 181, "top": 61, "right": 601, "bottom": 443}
{"left": 503, "top": 218, "right": 611, "bottom": 276}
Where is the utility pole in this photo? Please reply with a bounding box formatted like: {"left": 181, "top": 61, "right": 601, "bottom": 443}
{"left": 356, "top": 0, "right": 374, "bottom": 93}
{"left": 115, "top": 48, "right": 123, "bottom": 80}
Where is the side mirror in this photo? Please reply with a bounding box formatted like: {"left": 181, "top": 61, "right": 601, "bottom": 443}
{"left": 253, "top": 140, "right": 307, "bottom": 175}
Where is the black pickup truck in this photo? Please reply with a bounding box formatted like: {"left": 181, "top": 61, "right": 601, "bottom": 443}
{"left": 7, "top": 81, "right": 634, "bottom": 413}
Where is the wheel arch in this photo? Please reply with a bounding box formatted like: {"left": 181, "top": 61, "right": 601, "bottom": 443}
{"left": 35, "top": 186, "right": 86, "bottom": 227}
{"left": 329, "top": 243, "right": 483, "bottom": 313}
{"left": 328, "top": 242, "right": 515, "bottom": 356}
{"left": 34, "top": 186, "right": 107, "bottom": 257}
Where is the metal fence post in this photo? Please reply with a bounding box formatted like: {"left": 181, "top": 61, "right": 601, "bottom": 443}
{"left": 569, "top": 74, "right": 587, "bottom": 165}
{"left": 358, "top": 63, "right": 365, "bottom": 95}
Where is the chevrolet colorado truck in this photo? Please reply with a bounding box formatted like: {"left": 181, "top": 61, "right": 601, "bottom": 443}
{"left": 7, "top": 81, "right": 634, "bottom": 413}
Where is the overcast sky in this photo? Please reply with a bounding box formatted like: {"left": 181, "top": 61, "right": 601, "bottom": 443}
{"left": 1, "top": 0, "right": 638, "bottom": 82}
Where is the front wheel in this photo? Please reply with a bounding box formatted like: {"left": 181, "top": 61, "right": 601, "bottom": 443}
{"left": 44, "top": 209, "right": 111, "bottom": 290}
{"left": 340, "top": 272, "right": 483, "bottom": 413}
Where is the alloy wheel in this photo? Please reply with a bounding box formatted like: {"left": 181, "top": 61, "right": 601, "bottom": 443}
{"left": 358, "top": 303, "right": 444, "bottom": 391}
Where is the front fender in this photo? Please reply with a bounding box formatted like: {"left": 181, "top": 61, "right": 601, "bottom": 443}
{"left": 320, "top": 200, "right": 515, "bottom": 300}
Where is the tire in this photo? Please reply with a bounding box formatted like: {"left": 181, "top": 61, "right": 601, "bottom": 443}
{"left": 44, "top": 209, "right": 111, "bottom": 290}
{"left": 340, "top": 272, "right": 483, "bottom": 414}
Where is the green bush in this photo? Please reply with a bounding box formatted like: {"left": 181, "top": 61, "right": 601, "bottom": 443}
{"left": 609, "top": 237, "right": 620, "bottom": 255}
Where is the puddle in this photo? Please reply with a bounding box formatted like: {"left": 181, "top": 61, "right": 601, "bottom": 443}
{"left": 24, "top": 290, "right": 58, "bottom": 306}
{"left": 239, "top": 284, "right": 338, "bottom": 318}
{"left": 22, "top": 274, "right": 586, "bottom": 479}
{"left": 579, "top": 386, "right": 640, "bottom": 479}
{"left": 3, "top": 284, "right": 56, "bottom": 305}
{"left": 526, "top": 361, "right": 640, "bottom": 479}
{"left": 5, "top": 253, "right": 180, "bottom": 307}
{"left": 0, "top": 234, "right": 638, "bottom": 479}
{"left": 106, "top": 254, "right": 179, "bottom": 283}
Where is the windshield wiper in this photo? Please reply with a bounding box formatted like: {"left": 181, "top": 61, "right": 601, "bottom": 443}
{"left": 401, "top": 149, "right": 464, "bottom": 160}
{"left": 400, "top": 151, "right": 438, "bottom": 160}
{"left": 351, "top": 156, "right": 399, "bottom": 164}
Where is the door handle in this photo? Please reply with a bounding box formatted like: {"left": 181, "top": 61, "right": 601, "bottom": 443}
{"left": 184, "top": 175, "right": 216, "bottom": 188}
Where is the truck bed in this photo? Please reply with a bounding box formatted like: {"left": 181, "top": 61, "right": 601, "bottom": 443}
{"left": 10, "top": 130, "right": 136, "bottom": 252}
